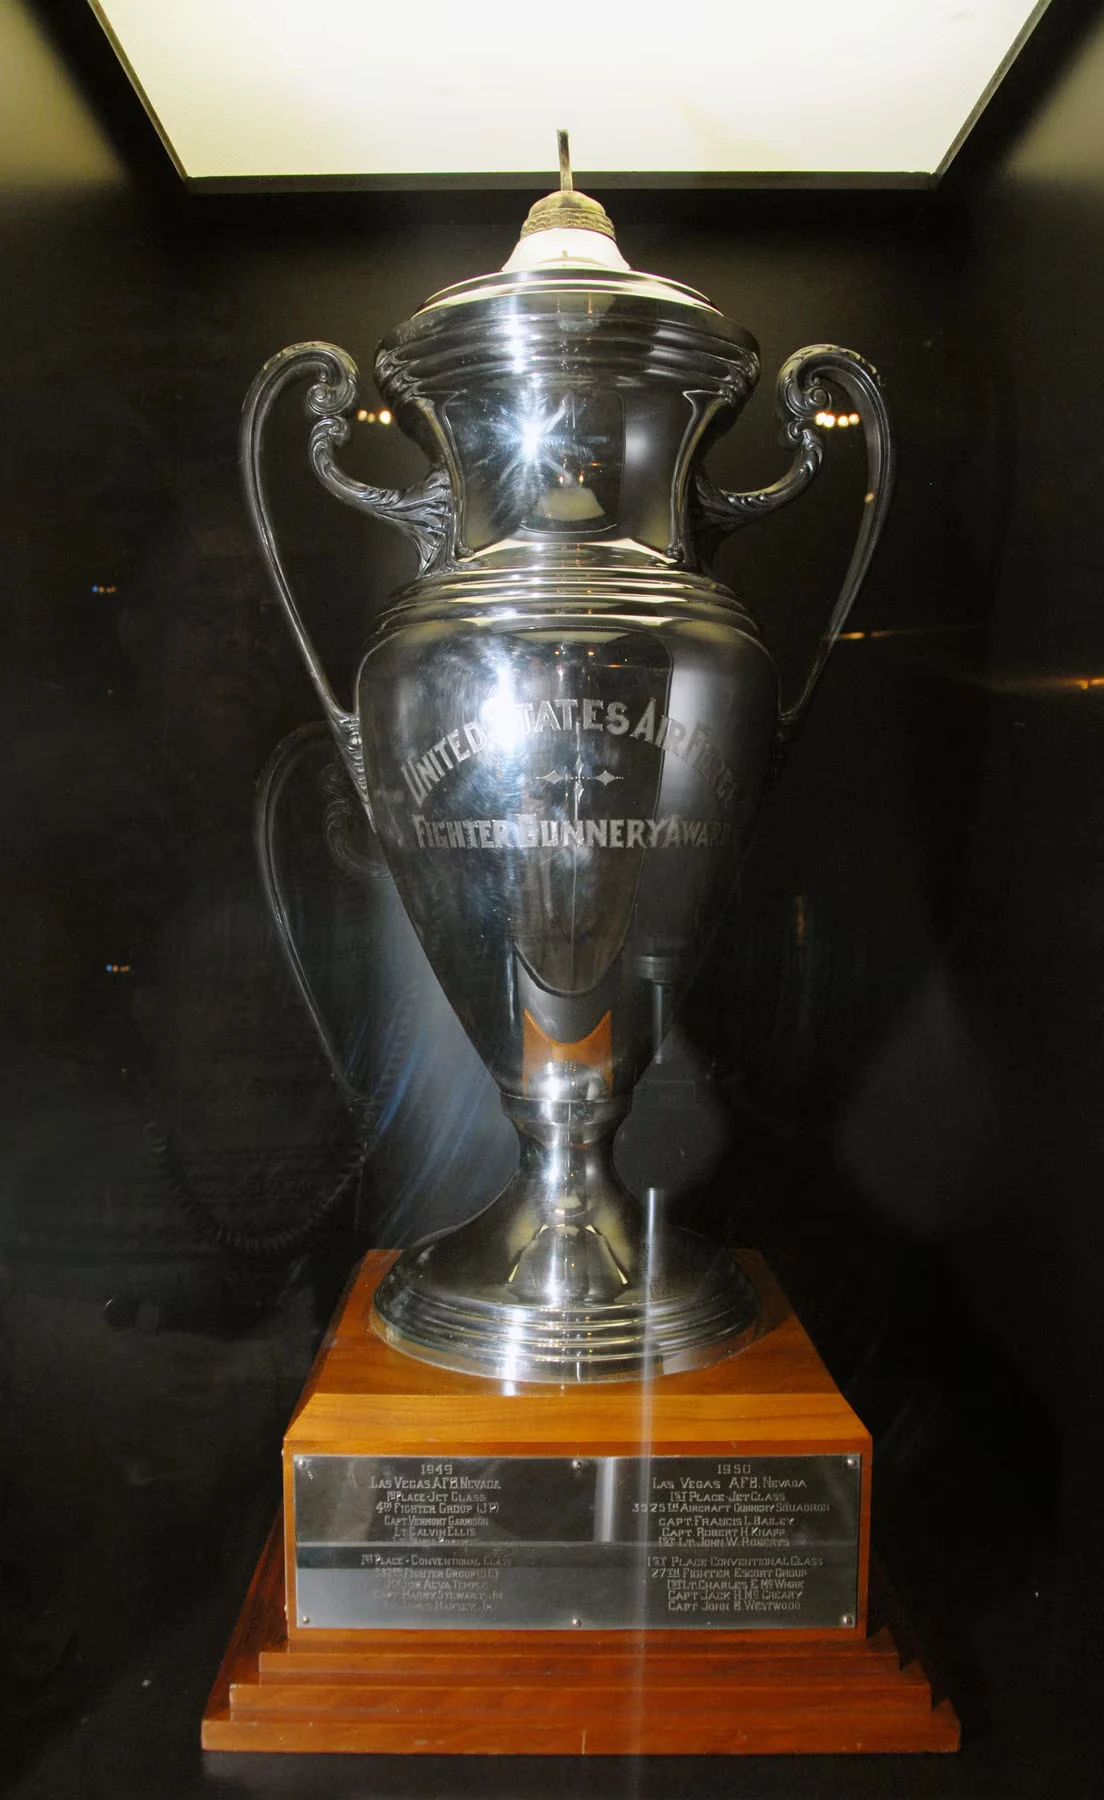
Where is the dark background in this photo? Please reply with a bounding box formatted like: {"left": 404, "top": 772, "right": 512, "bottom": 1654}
{"left": 2, "top": 1, "right": 1103, "bottom": 1794}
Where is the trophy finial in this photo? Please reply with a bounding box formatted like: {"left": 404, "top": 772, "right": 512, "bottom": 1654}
{"left": 557, "top": 130, "right": 573, "bottom": 193}
{"left": 515, "top": 132, "right": 617, "bottom": 242}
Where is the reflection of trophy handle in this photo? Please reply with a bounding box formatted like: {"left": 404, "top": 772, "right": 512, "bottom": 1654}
{"left": 254, "top": 724, "right": 366, "bottom": 1118}
{"left": 254, "top": 722, "right": 416, "bottom": 1140}
{"left": 694, "top": 344, "right": 895, "bottom": 753}
{"left": 240, "top": 340, "right": 455, "bottom": 808}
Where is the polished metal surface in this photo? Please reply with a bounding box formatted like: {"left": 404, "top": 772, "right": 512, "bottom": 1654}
{"left": 293, "top": 1452, "right": 862, "bottom": 1629}
{"left": 241, "top": 154, "right": 895, "bottom": 1381}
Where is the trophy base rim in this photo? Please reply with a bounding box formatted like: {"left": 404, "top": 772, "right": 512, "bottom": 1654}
{"left": 203, "top": 1516, "right": 961, "bottom": 1756}
{"left": 370, "top": 1233, "right": 760, "bottom": 1383}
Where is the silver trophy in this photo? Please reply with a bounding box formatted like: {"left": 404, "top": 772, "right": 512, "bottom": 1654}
{"left": 242, "top": 138, "right": 894, "bottom": 1385}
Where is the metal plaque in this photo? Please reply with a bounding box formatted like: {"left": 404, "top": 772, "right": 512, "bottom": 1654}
{"left": 293, "top": 1453, "right": 861, "bottom": 1631}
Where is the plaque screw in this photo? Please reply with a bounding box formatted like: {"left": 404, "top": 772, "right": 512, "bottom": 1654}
{"left": 295, "top": 1457, "right": 306, "bottom": 1469}
{"left": 571, "top": 1460, "right": 584, "bottom": 1472}
{"left": 845, "top": 1456, "right": 859, "bottom": 1469}
{"left": 840, "top": 1613, "right": 855, "bottom": 1628}
{"left": 571, "top": 1618, "right": 582, "bottom": 1628}
{"left": 301, "top": 1614, "right": 311, "bottom": 1625}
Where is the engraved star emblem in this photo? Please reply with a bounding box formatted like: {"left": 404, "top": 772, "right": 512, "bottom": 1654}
{"left": 537, "top": 758, "right": 622, "bottom": 812}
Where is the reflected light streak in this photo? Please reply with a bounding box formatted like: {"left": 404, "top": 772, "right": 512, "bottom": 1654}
{"left": 368, "top": 1033, "right": 513, "bottom": 1248}
{"left": 793, "top": 894, "right": 807, "bottom": 948}
{"left": 837, "top": 624, "right": 979, "bottom": 642}
{"left": 837, "top": 630, "right": 1104, "bottom": 695}
{"left": 980, "top": 673, "right": 1104, "bottom": 695}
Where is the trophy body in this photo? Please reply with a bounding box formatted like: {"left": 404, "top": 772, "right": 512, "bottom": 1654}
{"left": 361, "top": 557, "right": 775, "bottom": 1377}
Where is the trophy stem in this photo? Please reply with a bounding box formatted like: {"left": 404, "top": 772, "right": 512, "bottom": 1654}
{"left": 372, "top": 1096, "right": 758, "bottom": 1383}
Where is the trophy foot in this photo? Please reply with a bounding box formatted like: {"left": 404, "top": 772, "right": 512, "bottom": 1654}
{"left": 372, "top": 1133, "right": 758, "bottom": 1381}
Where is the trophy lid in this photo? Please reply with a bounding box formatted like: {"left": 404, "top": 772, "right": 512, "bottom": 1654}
{"left": 400, "top": 132, "right": 734, "bottom": 320}
{"left": 373, "top": 134, "right": 760, "bottom": 480}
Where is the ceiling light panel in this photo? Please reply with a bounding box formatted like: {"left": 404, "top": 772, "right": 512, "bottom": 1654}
{"left": 92, "top": 0, "right": 1049, "bottom": 183}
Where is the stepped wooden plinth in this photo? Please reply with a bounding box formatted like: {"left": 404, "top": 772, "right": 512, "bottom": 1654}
{"left": 202, "top": 1250, "right": 959, "bottom": 1756}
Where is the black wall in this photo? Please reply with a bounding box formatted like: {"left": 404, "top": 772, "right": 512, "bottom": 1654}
{"left": 953, "top": 0, "right": 1104, "bottom": 1747}
{"left": 1, "top": 2, "right": 1101, "bottom": 1794}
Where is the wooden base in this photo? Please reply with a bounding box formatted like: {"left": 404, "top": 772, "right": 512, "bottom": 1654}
{"left": 202, "top": 1250, "right": 960, "bottom": 1755}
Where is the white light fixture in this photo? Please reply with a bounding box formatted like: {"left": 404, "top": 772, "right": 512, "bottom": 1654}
{"left": 91, "top": 0, "right": 1051, "bottom": 186}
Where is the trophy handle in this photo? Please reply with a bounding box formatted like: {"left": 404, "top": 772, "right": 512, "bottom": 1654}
{"left": 241, "top": 341, "right": 454, "bottom": 808}
{"left": 695, "top": 345, "right": 895, "bottom": 752}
